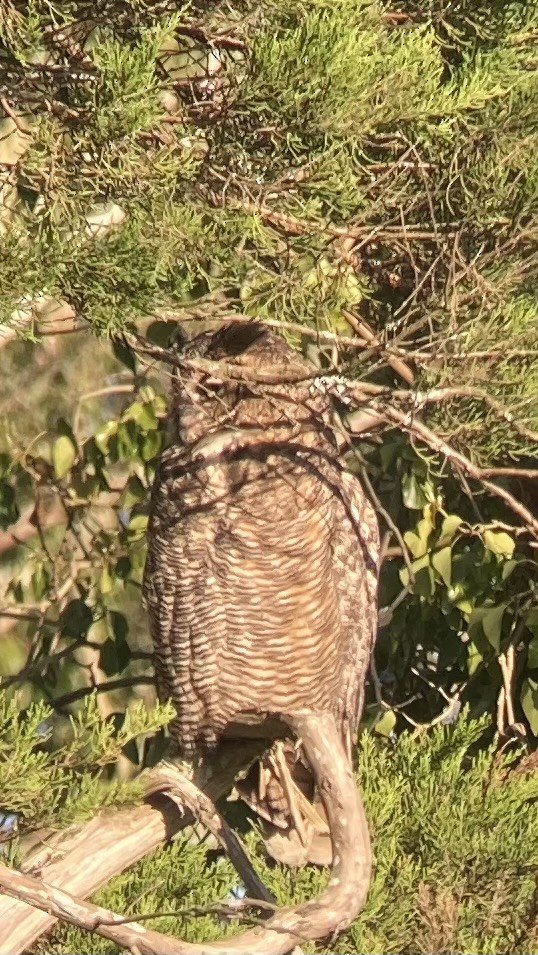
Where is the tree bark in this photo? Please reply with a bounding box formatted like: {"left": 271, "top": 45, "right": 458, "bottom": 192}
{"left": 0, "top": 714, "right": 371, "bottom": 955}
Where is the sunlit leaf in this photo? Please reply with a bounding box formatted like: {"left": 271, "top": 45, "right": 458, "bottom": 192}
{"left": 438, "top": 514, "right": 463, "bottom": 545}
{"left": 374, "top": 709, "right": 397, "bottom": 737}
{"left": 432, "top": 546, "right": 452, "bottom": 587}
{"left": 483, "top": 530, "right": 515, "bottom": 558}
{"left": 95, "top": 421, "right": 118, "bottom": 454}
{"left": 52, "top": 435, "right": 77, "bottom": 479}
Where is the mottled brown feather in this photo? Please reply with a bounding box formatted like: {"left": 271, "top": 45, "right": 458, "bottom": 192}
{"left": 143, "top": 321, "right": 379, "bottom": 860}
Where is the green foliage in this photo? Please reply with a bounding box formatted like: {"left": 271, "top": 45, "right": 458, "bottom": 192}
{"left": 22, "top": 714, "right": 537, "bottom": 954}
{"left": 0, "top": 693, "right": 173, "bottom": 832}
{"left": 0, "top": 0, "right": 537, "bottom": 449}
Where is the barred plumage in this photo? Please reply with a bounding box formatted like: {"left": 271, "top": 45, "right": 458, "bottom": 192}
{"left": 143, "top": 321, "right": 379, "bottom": 861}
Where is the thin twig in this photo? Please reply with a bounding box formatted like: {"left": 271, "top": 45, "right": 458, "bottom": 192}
{"left": 368, "top": 402, "right": 538, "bottom": 539}
{"left": 145, "top": 763, "right": 274, "bottom": 906}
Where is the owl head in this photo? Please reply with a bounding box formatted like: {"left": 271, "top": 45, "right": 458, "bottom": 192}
{"left": 171, "top": 320, "right": 334, "bottom": 446}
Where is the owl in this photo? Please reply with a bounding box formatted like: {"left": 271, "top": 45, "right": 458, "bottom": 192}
{"left": 143, "top": 320, "right": 379, "bottom": 863}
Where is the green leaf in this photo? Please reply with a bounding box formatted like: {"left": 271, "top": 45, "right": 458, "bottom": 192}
{"left": 521, "top": 678, "right": 538, "bottom": 736}
{"left": 374, "top": 709, "right": 397, "bottom": 737}
{"left": 379, "top": 440, "right": 400, "bottom": 472}
{"left": 99, "top": 566, "right": 114, "bottom": 595}
{"left": 121, "top": 474, "right": 147, "bottom": 508}
{"left": 52, "top": 435, "right": 77, "bottom": 479}
{"left": 525, "top": 607, "right": 538, "bottom": 636}
{"left": 110, "top": 611, "right": 128, "bottom": 643}
{"left": 483, "top": 530, "right": 515, "bottom": 558}
{"left": 482, "top": 604, "right": 507, "bottom": 652}
{"left": 59, "top": 600, "right": 93, "bottom": 639}
{"left": 455, "top": 598, "right": 474, "bottom": 614}
{"left": 55, "top": 417, "right": 76, "bottom": 442}
{"left": 402, "top": 472, "right": 428, "bottom": 510}
{"left": 467, "top": 640, "right": 484, "bottom": 676}
{"left": 0, "top": 480, "right": 19, "bottom": 530}
{"left": 404, "top": 514, "right": 434, "bottom": 559}
{"left": 117, "top": 422, "right": 138, "bottom": 459}
{"left": 438, "top": 514, "right": 463, "bottom": 545}
{"left": 95, "top": 421, "right": 118, "bottom": 454}
{"left": 124, "top": 401, "right": 157, "bottom": 431}
{"left": 432, "top": 546, "right": 452, "bottom": 587}
{"left": 527, "top": 635, "right": 538, "bottom": 670}
{"left": 115, "top": 556, "right": 132, "bottom": 580}
{"left": 100, "top": 637, "right": 118, "bottom": 676}
{"left": 112, "top": 339, "right": 136, "bottom": 372}
{"left": 110, "top": 612, "right": 131, "bottom": 670}
{"left": 129, "top": 513, "right": 148, "bottom": 533}
{"left": 403, "top": 530, "right": 426, "bottom": 559}
{"left": 400, "top": 554, "right": 434, "bottom": 598}
{"left": 146, "top": 320, "right": 176, "bottom": 347}
{"left": 502, "top": 559, "right": 518, "bottom": 581}
{"left": 141, "top": 429, "right": 161, "bottom": 461}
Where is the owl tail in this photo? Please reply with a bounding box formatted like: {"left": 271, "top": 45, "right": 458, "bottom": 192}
{"left": 233, "top": 739, "right": 334, "bottom": 866}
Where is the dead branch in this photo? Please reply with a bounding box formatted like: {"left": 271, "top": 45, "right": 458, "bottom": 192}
{"left": 0, "top": 742, "right": 265, "bottom": 954}
{"left": 342, "top": 310, "right": 415, "bottom": 385}
{"left": 403, "top": 385, "right": 538, "bottom": 446}
{"left": 0, "top": 713, "right": 371, "bottom": 955}
{"left": 146, "top": 763, "right": 274, "bottom": 905}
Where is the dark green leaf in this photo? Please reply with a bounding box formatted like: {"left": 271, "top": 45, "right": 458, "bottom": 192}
{"left": 402, "top": 472, "right": 428, "bottom": 510}
{"left": 482, "top": 604, "right": 507, "bottom": 652}
{"left": 112, "top": 339, "right": 137, "bottom": 372}
{"left": 59, "top": 600, "right": 93, "bottom": 639}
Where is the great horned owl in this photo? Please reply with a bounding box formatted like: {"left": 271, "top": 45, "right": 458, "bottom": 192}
{"left": 143, "top": 321, "right": 379, "bottom": 863}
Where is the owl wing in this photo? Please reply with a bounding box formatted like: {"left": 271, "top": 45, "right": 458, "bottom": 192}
{"left": 143, "top": 454, "right": 229, "bottom": 752}
{"left": 330, "top": 468, "right": 379, "bottom": 753}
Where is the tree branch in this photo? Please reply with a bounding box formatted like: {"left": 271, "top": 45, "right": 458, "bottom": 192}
{"left": 0, "top": 742, "right": 265, "bottom": 954}
{"left": 0, "top": 713, "right": 371, "bottom": 954}
{"left": 370, "top": 401, "right": 538, "bottom": 538}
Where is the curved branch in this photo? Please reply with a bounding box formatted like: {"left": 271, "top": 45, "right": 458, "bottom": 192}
{"left": 0, "top": 713, "right": 371, "bottom": 954}
{"left": 0, "top": 742, "right": 265, "bottom": 953}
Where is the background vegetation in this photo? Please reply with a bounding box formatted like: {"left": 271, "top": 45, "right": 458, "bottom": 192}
{"left": 0, "top": 0, "right": 537, "bottom": 951}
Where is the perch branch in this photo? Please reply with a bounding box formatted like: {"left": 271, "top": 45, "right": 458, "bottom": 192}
{"left": 0, "top": 743, "right": 265, "bottom": 954}
{"left": 0, "top": 865, "right": 191, "bottom": 955}
{"left": 0, "top": 713, "right": 371, "bottom": 954}
{"left": 145, "top": 763, "right": 274, "bottom": 905}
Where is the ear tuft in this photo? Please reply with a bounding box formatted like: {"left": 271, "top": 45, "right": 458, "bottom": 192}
{"left": 211, "top": 321, "right": 268, "bottom": 357}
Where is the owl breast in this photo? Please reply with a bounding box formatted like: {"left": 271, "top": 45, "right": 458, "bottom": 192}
{"left": 144, "top": 435, "right": 378, "bottom": 755}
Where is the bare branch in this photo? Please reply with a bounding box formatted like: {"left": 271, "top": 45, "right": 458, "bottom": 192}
{"left": 0, "top": 743, "right": 266, "bottom": 953}
{"left": 372, "top": 401, "right": 538, "bottom": 538}
{"left": 146, "top": 764, "right": 274, "bottom": 905}
{"left": 0, "top": 713, "right": 371, "bottom": 955}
